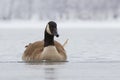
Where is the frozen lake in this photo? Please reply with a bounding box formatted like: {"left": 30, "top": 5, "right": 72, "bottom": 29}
{"left": 1, "top": 28, "right": 120, "bottom": 80}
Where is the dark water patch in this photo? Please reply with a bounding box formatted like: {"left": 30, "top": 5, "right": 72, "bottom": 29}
{"left": 0, "top": 60, "right": 69, "bottom": 64}
{"left": 0, "top": 60, "right": 120, "bottom": 64}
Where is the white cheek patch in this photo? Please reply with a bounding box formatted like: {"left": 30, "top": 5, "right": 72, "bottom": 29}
{"left": 46, "top": 24, "right": 52, "bottom": 35}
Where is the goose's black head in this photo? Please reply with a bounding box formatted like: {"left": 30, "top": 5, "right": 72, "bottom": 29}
{"left": 44, "top": 21, "right": 59, "bottom": 47}
{"left": 45, "top": 21, "right": 59, "bottom": 37}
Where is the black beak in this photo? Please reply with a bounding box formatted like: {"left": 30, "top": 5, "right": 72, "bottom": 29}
{"left": 53, "top": 29, "right": 59, "bottom": 37}
{"left": 55, "top": 34, "right": 59, "bottom": 37}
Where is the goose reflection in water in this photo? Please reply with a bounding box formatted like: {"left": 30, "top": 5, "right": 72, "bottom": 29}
{"left": 44, "top": 68, "right": 57, "bottom": 80}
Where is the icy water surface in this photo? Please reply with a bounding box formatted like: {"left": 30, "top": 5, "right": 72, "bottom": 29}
{"left": 1, "top": 28, "right": 120, "bottom": 80}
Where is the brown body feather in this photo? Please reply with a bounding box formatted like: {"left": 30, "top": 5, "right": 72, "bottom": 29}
{"left": 22, "top": 40, "right": 67, "bottom": 61}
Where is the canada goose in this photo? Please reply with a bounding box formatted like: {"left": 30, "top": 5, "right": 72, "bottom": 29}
{"left": 22, "top": 21, "right": 67, "bottom": 61}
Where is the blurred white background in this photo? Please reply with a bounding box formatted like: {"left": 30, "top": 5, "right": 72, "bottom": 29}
{"left": 0, "top": 0, "right": 120, "bottom": 28}
{"left": 0, "top": 0, "right": 120, "bottom": 20}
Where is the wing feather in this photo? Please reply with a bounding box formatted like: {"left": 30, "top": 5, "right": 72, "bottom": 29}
{"left": 22, "top": 40, "right": 67, "bottom": 61}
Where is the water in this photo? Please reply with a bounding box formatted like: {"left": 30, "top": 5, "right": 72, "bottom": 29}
{"left": 1, "top": 28, "right": 120, "bottom": 80}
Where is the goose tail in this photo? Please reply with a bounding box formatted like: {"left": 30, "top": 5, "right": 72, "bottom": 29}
{"left": 63, "top": 39, "right": 69, "bottom": 47}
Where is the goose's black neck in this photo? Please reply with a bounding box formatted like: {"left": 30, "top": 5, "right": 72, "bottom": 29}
{"left": 44, "top": 31, "right": 54, "bottom": 47}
